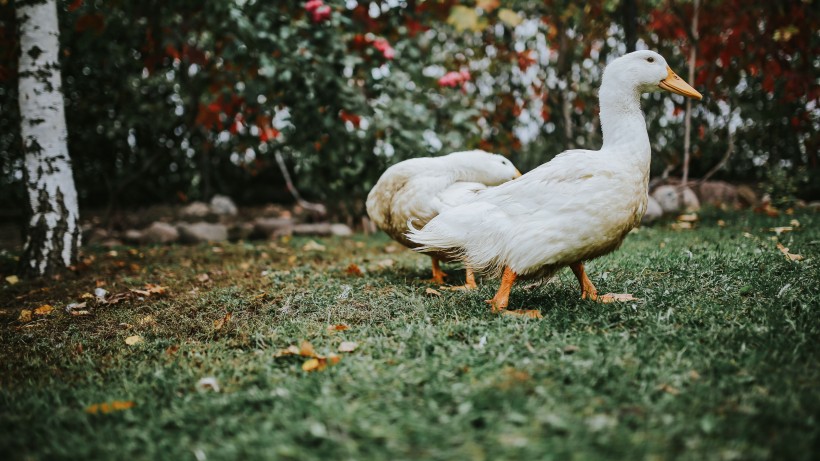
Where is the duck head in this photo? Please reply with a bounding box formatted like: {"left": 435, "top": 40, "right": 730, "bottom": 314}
{"left": 447, "top": 150, "right": 521, "bottom": 185}
{"left": 603, "top": 50, "right": 702, "bottom": 100}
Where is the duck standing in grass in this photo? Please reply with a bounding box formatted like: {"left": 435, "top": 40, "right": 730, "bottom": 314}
{"left": 367, "top": 150, "right": 520, "bottom": 289}
{"left": 407, "top": 51, "right": 702, "bottom": 311}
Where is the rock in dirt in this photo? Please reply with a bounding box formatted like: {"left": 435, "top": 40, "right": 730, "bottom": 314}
{"left": 330, "top": 223, "right": 353, "bottom": 236}
{"left": 140, "top": 222, "right": 179, "bottom": 244}
{"left": 210, "top": 195, "right": 238, "bottom": 216}
{"left": 177, "top": 222, "right": 228, "bottom": 243}
{"left": 651, "top": 185, "right": 680, "bottom": 214}
{"left": 179, "top": 201, "right": 211, "bottom": 220}
{"left": 641, "top": 196, "right": 664, "bottom": 224}
{"left": 696, "top": 181, "right": 739, "bottom": 209}
{"left": 681, "top": 187, "right": 700, "bottom": 212}
{"left": 252, "top": 217, "right": 294, "bottom": 237}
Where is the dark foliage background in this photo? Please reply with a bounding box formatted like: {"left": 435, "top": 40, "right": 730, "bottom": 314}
{"left": 1, "top": 0, "right": 817, "bottom": 218}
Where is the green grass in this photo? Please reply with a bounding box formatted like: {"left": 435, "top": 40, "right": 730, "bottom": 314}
{"left": 1, "top": 210, "right": 818, "bottom": 461}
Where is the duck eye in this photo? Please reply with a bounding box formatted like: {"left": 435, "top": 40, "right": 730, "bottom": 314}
{"left": 647, "top": 57, "right": 655, "bottom": 63}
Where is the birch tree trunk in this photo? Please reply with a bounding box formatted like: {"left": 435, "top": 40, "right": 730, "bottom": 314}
{"left": 16, "top": 0, "right": 81, "bottom": 277}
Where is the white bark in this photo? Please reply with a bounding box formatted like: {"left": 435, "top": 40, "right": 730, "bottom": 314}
{"left": 17, "top": 0, "right": 81, "bottom": 277}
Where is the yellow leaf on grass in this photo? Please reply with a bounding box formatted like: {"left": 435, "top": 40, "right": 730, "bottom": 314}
{"left": 498, "top": 8, "right": 523, "bottom": 27}
{"left": 275, "top": 345, "right": 301, "bottom": 357}
{"left": 213, "top": 312, "right": 232, "bottom": 331}
{"left": 776, "top": 243, "right": 803, "bottom": 261}
{"left": 327, "top": 324, "right": 350, "bottom": 332}
{"left": 125, "top": 335, "right": 143, "bottom": 346}
{"left": 85, "top": 400, "right": 135, "bottom": 414}
{"left": 34, "top": 305, "right": 54, "bottom": 316}
{"left": 425, "top": 288, "right": 442, "bottom": 296}
{"left": 300, "top": 340, "right": 318, "bottom": 358}
{"left": 5, "top": 275, "right": 19, "bottom": 285}
{"left": 18, "top": 309, "right": 32, "bottom": 323}
{"left": 338, "top": 341, "right": 358, "bottom": 352}
{"left": 302, "top": 358, "right": 323, "bottom": 372}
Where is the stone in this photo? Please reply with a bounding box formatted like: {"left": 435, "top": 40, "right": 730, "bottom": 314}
{"left": 641, "top": 196, "right": 664, "bottom": 224}
{"left": 252, "top": 217, "right": 294, "bottom": 237}
{"left": 210, "top": 194, "right": 238, "bottom": 216}
{"left": 696, "top": 181, "right": 739, "bottom": 209}
{"left": 177, "top": 222, "right": 228, "bottom": 243}
{"left": 122, "top": 229, "right": 144, "bottom": 243}
{"left": 736, "top": 185, "right": 757, "bottom": 207}
{"left": 330, "top": 223, "right": 354, "bottom": 236}
{"left": 140, "top": 222, "right": 179, "bottom": 244}
{"left": 292, "top": 223, "right": 332, "bottom": 236}
{"left": 179, "top": 201, "right": 211, "bottom": 219}
{"left": 651, "top": 185, "right": 680, "bottom": 214}
{"left": 681, "top": 187, "right": 701, "bottom": 212}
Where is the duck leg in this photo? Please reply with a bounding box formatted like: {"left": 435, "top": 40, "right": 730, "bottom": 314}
{"left": 429, "top": 257, "right": 448, "bottom": 285}
{"left": 442, "top": 267, "right": 478, "bottom": 291}
{"left": 485, "top": 266, "right": 517, "bottom": 312}
{"left": 570, "top": 262, "right": 636, "bottom": 303}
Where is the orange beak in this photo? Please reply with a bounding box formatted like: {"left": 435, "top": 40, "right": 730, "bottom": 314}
{"left": 514, "top": 169, "right": 522, "bottom": 178}
{"left": 658, "top": 66, "right": 702, "bottom": 100}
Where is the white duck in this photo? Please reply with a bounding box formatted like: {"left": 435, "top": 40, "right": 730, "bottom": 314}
{"left": 407, "top": 50, "right": 702, "bottom": 311}
{"left": 366, "top": 150, "right": 520, "bottom": 288}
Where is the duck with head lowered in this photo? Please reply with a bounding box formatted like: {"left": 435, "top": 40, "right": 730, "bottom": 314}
{"left": 367, "top": 150, "right": 520, "bottom": 289}
{"left": 407, "top": 50, "right": 702, "bottom": 312}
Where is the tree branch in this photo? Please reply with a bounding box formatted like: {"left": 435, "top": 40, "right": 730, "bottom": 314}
{"left": 274, "top": 150, "right": 326, "bottom": 216}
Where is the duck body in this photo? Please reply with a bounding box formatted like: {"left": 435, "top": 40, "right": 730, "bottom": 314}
{"left": 407, "top": 50, "right": 702, "bottom": 308}
{"left": 367, "top": 150, "right": 520, "bottom": 284}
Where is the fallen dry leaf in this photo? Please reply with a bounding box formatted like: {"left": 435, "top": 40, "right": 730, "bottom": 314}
{"left": 275, "top": 345, "right": 301, "bottom": 357}
{"left": 327, "top": 324, "right": 350, "bottom": 332}
{"left": 5, "top": 275, "right": 19, "bottom": 285}
{"left": 502, "top": 309, "right": 543, "bottom": 319}
{"left": 300, "top": 340, "right": 318, "bottom": 358}
{"left": 33, "top": 304, "right": 54, "bottom": 316}
{"left": 776, "top": 243, "right": 803, "bottom": 261}
{"left": 338, "top": 341, "right": 358, "bottom": 352}
{"left": 600, "top": 293, "right": 639, "bottom": 303}
{"left": 302, "top": 354, "right": 341, "bottom": 372}
{"left": 302, "top": 358, "right": 323, "bottom": 372}
{"left": 124, "top": 335, "right": 143, "bottom": 346}
{"left": 213, "top": 311, "right": 232, "bottom": 331}
{"left": 770, "top": 226, "right": 794, "bottom": 236}
{"left": 81, "top": 292, "right": 95, "bottom": 299}
{"left": 717, "top": 219, "right": 727, "bottom": 227}
{"left": 790, "top": 219, "right": 800, "bottom": 227}
{"left": 287, "top": 255, "right": 298, "bottom": 265}
{"left": 671, "top": 221, "right": 694, "bottom": 230}
{"left": 18, "top": 309, "right": 32, "bottom": 323}
{"left": 345, "top": 263, "right": 363, "bottom": 277}
{"left": 196, "top": 376, "right": 220, "bottom": 392}
{"left": 425, "top": 288, "right": 442, "bottom": 296}
{"left": 196, "top": 273, "right": 210, "bottom": 283}
{"left": 383, "top": 244, "right": 398, "bottom": 254}
{"left": 377, "top": 259, "right": 394, "bottom": 269}
{"left": 85, "top": 400, "right": 135, "bottom": 415}
{"left": 677, "top": 213, "right": 699, "bottom": 222}
{"left": 70, "top": 310, "right": 91, "bottom": 316}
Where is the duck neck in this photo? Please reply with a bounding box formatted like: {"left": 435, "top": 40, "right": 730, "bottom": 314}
{"left": 598, "top": 85, "right": 650, "bottom": 157}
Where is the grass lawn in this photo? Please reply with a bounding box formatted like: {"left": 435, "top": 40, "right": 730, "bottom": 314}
{"left": 1, "top": 210, "right": 818, "bottom": 460}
